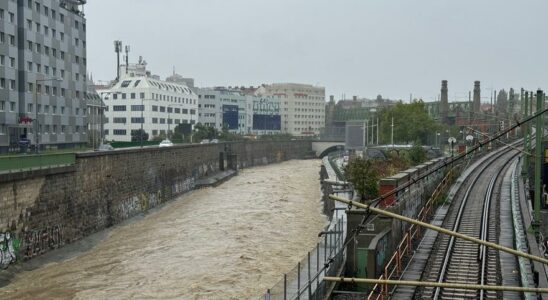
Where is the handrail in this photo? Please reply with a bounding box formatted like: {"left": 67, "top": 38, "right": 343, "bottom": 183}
{"left": 366, "top": 166, "right": 457, "bottom": 299}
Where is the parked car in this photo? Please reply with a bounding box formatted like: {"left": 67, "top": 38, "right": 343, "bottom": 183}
{"left": 200, "top": 139, "right": 210, "bottom": 144}
{"left": 210, "top": 139, "right": 219, "bottom": 144}
{"left": 159, "top": 139, "right": 174, "bottom": 148}
{"left": 97, "top": 143, "right": 115, "bottom": 151}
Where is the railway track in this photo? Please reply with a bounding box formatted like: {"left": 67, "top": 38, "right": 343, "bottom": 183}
{"left": 416, "top": 146, "right": 520, "bottom": 300}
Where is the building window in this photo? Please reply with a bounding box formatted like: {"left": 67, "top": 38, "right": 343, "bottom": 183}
{"left": 0, "top": 101, "right": 4, "bottom": 111}
{"left": 9, "top": 80, "right": 15, "bottom": 90}
{"left": 160, "top": 106, "right": 166, "bottom": 112}
{"left": 140, "top": 92, "right": 145, "bottom": 99}
{"left": 121, "top": 93, "right": 126, "bottom": 99}
{"left": 9, "top": 35, "right": 15, "bottom": 46}
{"left": 10, "top": 102, "right": 15, "bottom": 111}
{"left": 131, "top": 117, "right": 144, "bottom": 124}
{"left": 113, "top": 105, "right": 127, "bottom": 111}
{"left": 113, "top": 117, "right": 127, "bottom": 124}
{"left": 131, "top": 105, "right": 144, "bottom": 111}
{"left": 152, "top": 105, "right": 158, "bottom": 112}
{"left": 113, "top": 129, "right": 126, "bottom": 135}
{"left": 152, "top": 118, "right": 158, "bottom": 124}
{"left": 9, "top": 57, "right": 15, "bottom": 68}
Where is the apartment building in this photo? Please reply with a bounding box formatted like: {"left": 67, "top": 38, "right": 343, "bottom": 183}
{"left": 0, "top": 0, "right": 88, "bottom": 153}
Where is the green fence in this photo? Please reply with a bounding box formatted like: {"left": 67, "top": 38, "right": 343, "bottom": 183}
{"left": 0, "top": 153, "right": 76, "bottom": 173}
{"left": 110, "top": 141, "right": 160, "bottom": 148}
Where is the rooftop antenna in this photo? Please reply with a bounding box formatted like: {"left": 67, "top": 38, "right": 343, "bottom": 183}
{"left": 114, "top": 40, "right": 122, "bottom": 81}
{"left": 125, "top": 45, "right": 130, "bottom": 74}
{"left": 173, "top": 66, "right": 176, "bottom": 76}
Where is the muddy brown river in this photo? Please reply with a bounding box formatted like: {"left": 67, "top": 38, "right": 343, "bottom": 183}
{"left": 0, "top": 159, "right": 326, "bottom": 300}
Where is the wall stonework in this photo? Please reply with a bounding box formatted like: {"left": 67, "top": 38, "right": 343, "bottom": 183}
{"left": 0, "top": 140, "right": 312, "bottom": 265}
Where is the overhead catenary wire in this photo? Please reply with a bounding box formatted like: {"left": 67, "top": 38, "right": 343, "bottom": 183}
{"left": 328, "top": 194, "right": 548, "bottom": 265}
{"left": 466, "top": 126, "right": 534, "bottom": 157}
{"left": 367, "top": 106, "right": 548, "bottom": 207}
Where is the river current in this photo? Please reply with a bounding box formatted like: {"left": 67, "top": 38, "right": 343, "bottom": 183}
{"left": 1, "top": 159, "right": 327, "bottom": 300}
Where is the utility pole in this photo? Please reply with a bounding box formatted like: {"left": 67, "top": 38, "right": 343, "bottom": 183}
{"left": 114, "top": 40, "right": 122, "bottom": 82}
{"left": 391, "top": 117, "right": 394, "bottom": 147}
{"left": 534, "top": 89, "right": 543, "bottom": 230}
{"left": 376, "top": 117, "right": 379, "bottom": 145}
{"left": 363, "top": 120, "right": 367, "bottom": 148}
{"left": 523, "top": 91, "right": 530, "bottom": 176}
{"left": 125, "top": 45, "right": 130, "bottom": 75}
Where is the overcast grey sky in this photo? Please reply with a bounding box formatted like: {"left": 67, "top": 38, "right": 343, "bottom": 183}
{"left": 86, "top": 0, "right": 548, "bottom": 102}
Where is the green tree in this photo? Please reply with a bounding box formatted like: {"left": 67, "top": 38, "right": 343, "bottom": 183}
{"left": 344, "top": 157, "right": 380, "bottom": 202}
{"left": 408, "top": 141, "right": 427, "bottom": 165}
{"left": 379, "top": 100, "right": 440, "bottom": 145}
{"left": 131, "top": 129, "right": 149, "bottom": 142}
{"left": 192, "top": 123, "right": 218, "bottom": 141}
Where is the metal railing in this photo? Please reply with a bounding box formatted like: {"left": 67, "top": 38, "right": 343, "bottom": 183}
{"left": 264, "top": 218, "right": 345, "bottom": 300}
{"left": 368, "top": 166, "right": 457, "bottom": 300}
{"left": 0, "top": 153, "right": 76, "bottom": 173}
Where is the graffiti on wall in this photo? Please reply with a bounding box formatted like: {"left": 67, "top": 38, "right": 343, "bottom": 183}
{"left": 23, "top": 225, "right": 63, "bottom": 259}
{"left": 118, "top": 196, "right": 142, "bottom": 220}
{"left": 173, "top": 177, "right": 195, "bottom": 195}
{"left": 0, "top": 232, "right": 20, "bottom": 269}
{"left": 375, "top": 234, "right": 389, "bottom": 276}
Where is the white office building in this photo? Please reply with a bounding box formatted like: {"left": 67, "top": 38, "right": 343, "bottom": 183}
{"left": 197, "top": 87, "right": 281, "bottom": 135}
{"left": 255, "top": 83, "right": 325, "bottom": 136}
{"left": 98, "top": 74, "right": 198, "bottom": 142}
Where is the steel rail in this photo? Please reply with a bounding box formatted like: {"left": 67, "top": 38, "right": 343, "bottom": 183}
{"left": 327, "top": 194, "right": 548, "bottom": 265}
{"left": 430, "top": 155, "right": 498, "bottom": 299}
{"left": 323, "top": 277, "right": 548, "bottom": 293}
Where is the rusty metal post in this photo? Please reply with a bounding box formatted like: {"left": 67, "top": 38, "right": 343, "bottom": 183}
{"left": 284, "top": 274, "right": 287, "bottom": 300}
{"left": 297, "top": 262, "right": 301, "bottom": 300}
{"left": 308, "top": 251, "right": 312, "bottom": 298}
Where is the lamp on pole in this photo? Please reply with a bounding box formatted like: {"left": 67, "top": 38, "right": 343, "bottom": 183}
{"left": 34, "top": 77, "right": 62, "bottom": 154}
{"left": 447, "top": 137, "right": 456, "bottom": 157}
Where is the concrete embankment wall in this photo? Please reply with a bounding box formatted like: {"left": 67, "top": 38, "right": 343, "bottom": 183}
{"left": 0, "top": 140, "right": 312, "bottom": 263}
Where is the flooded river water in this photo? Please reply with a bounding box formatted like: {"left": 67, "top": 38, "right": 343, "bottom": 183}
{"left": 0, "top": 159, "right": 327, "bottom": 300}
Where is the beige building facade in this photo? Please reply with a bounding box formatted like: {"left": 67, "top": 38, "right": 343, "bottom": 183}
{"left": 255, "top": 83, "right": 325, "bottom": 136}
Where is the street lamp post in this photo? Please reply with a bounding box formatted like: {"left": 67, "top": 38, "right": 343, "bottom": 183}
{"left": 34, "top": 77, "right": 62, "bottom": 154}
{"left": 448, "top": 137, "right": 456, "bottom": 157}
